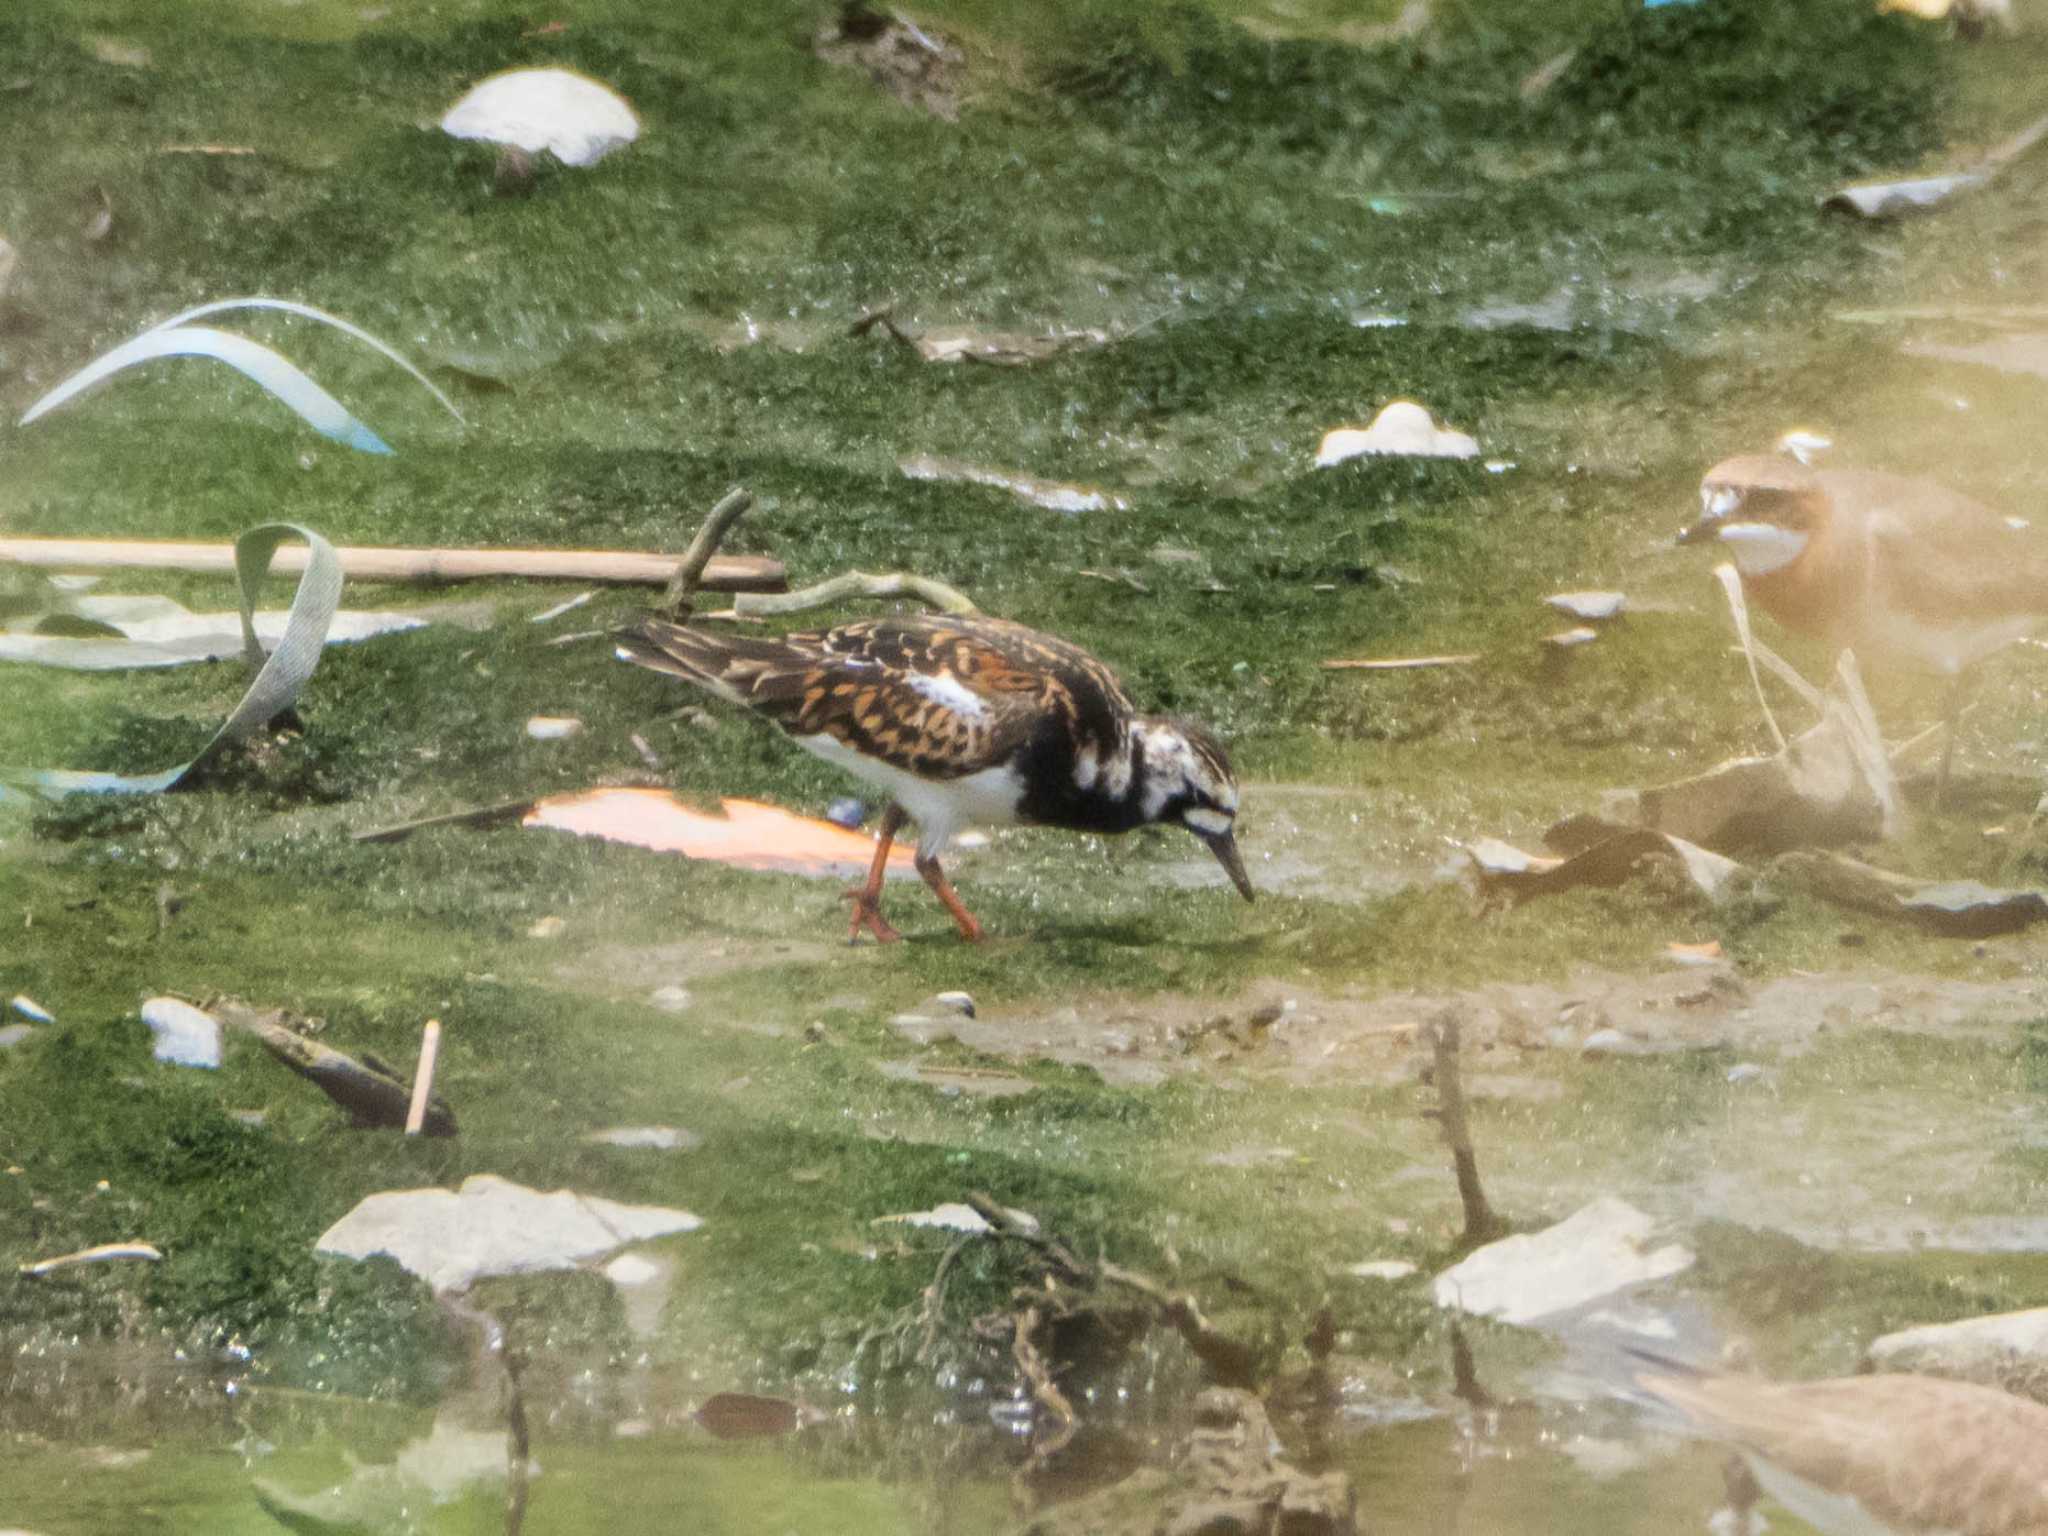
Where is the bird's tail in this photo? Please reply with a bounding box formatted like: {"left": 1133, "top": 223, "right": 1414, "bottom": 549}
{"left": 612, "top": 617, "right": 816, "bottom": 720}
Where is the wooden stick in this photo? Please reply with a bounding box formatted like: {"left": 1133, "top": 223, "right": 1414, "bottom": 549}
{"left": 0, "top": 537, "right": 787, "bottom": 591}
{"left": 1321, "top": 653, "right": 1480, "bottom": 672}
{"left": 405, "top": 1019, "right": 444, "bottom": 1136}
{"left": 734, "top": 569, "right": 978, "bottom": 618}
{"left": 660, "top": 488, "right": 756, "bottom": 617}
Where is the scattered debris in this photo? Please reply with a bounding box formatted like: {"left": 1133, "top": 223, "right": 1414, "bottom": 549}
{"left": 316, "top": 1173, "right": 701, "bottom": 1294}
{"left": 852, "top": 307, "right": 1115, "bottom": 366}
{"left": 1823, "top": 107, "right": 2048, "bottom": 219}
{"left": 523, "top": 715, "right": 584, "bottom": 741}
{"left": 1316, "top": 401, "right": 1480, "bottom": 464}
{"left": 1774, "top": 851, "right": 2048, "bottom": 937}
{"left": 1866, "top": 1308, "right": 2048, "bottom": 1400}
{"left": 525, "top": 790, "right": 919, "bottom": 880}
{"left": 19, "top": 1241, "right": 164, "bottom": 1278}
{"left": 0, "top": 536, "right": 785, "bottom": 590}
{"left": 527, "top": 915, "right": 566, "bottom": 940}
{"left": 1666, "top": 940, "right": 1723, "bottom": 964}
{"left": 440, "top": 67, "right": 640, "bottom": 167}
{"left": 815, "top": 3, "right": 965, "bottom": 122}
{"left": 529, "top": 590, "right": 595, "bottom": 624}
{"left": 1347, "top": 1260, "right": 1418, "bottom": 1281}
{"left": 140, "top": 997, "right": 222, "bottom": 1069}
{"left": 403, "top": 1019, "right": 443, "bottom": 1137}
{"left": 1466, "top": 829, "right": 1743, "bottom": 904}
{"left": 1545, "top": 591, "right": 1627, "bottom": 622}
{"left": 10, "top": 995, "right": 53, "bottom": 1022}
{"left": 1020, "top": 1388, "right": 1355, "bottom": 1535}
{"left": 0, "top": 590, "right": 429, "bottom": 671}
{"left": 1434, "top": 1197, "right": 1694, "bottom": 1326}
{"left": 728, "top": 566, "right": 973, "bottom": 619}
{"left": 1321, "top": 652, "right": 1480, "bottom": 671}
{"left": 1544, "top": 625, "right": 1600, "bottom": 649}
{"left": 900, "top": 454, "right": 1129, "bottom": 514}
{"left": 875, "top": 1201, "right": 1040, "bottom": 1235}
{"left": 229, "top": 999, "right": 457, "bottom": 1135}
{"left": 694, "top": 1393, "right": 808, "bottom": 1441}
{"left": 20, "top": 297, "right": 463, "bottom": 453}
{"left": 582, "top": 1125, "right": 701, "bottom": 1151}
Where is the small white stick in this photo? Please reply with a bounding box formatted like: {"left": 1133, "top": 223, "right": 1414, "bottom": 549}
{"left": 405, "top": 1019, "right": 443, "bottom": 1136}
{"left": 1715, "top": 563, "right": 1788, "bottom": 753}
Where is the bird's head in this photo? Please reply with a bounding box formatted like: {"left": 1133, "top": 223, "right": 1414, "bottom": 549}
{"left": 1678, "top": 456, "right": 1828, "bottom": 578}
{"left": 1134, "top": 719, "right": 1253, "bottom": 902}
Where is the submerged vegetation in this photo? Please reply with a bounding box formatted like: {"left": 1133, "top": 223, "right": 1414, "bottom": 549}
{"left": 5, "top": 0, "right": 2048, "bottom": 1529}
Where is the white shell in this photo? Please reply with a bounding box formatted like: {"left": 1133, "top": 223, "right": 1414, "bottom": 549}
{"left": 441, "top": 68, "right": 640, "bottom": 168}
{"left": 1316, "top": 401, "right": 1479, "bottom": 465}
{"left": 525, "top": 715, "right": 584, "bottom": 740}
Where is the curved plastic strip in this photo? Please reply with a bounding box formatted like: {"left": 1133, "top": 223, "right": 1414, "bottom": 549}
{"left": 19, "top": 326, "right": 393, "bottom": 454}
{"left": 144, "top": 297, "right": 465, "bottom": 424}
{"left": 1, "top": 523, "right": 343, "bottom": 799}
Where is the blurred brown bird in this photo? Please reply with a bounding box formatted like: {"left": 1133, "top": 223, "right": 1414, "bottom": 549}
{"left": 1637, "top": 1362, "right": 2048, "bottom": 1536}
{"left": 1678, "top": 454, "right": 2048, "bottom": 802}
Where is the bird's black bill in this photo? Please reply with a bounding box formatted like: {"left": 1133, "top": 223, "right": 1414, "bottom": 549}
{"left": 1200, "top": 829, "right": 1255, "bottom": 903}
{"left": 1674, "top": 518, "right": 1712, "bottom": 546}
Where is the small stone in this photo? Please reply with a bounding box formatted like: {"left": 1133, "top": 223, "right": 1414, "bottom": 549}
{"left": 824, "top": 797, "right": 867, "bottom": 829}
{"left": 140, "top": 997, "right": 222, "bottom": 1069}
{"left": 1725, "top": 1062, "right": 1767, "bottom": 1085}
{"left": 525, "top": 715, "right": 583, "bottom": 740}
{"left": 648, "top": 984, "right": 691, "bottom": 1012}
{"left": 229, "top": 1109, "right": 268, "bottom": 1128}
{"left": 1545, "top": 591, "right": 1627, "bottom": 622}
{"left": 10, "top": 995, "right": 54, "bottom": 1023}
{"left": 888, "top": 1014, "right": 956, "bottom": 1046}
{"left": 0, "top": 1024, "right": 33, "bottom": 1049}
{"left": 1581, "top": 1028, "right": 1635, "bottom": 1055}
{"left": 527, "top": 916, "right": 565, "bottom": 940}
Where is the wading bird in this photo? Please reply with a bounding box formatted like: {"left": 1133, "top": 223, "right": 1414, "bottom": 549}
{"left": 614, "top": 613, "right": 1253, "bottom": 942}
{"left": 1678, "top": 454, "right": 2048, "bottom": 802}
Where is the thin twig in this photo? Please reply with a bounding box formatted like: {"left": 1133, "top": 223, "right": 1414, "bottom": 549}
{"left": 1425, "top": 1012, "right": 1504, "bottom": 1246}
{"left": 660, "top": 488, "right": 756, "bottom": 619}
{"left": 1011, "top": 1296, "right": 1077, "bottom": 1507}
{"left": 504, "top": 1339, "right": 531, "bottom": 1536}
{"left": 733, "top": 569, "right": 978, "bottom": 619}
{"left": 916, "top": 1236, "right": 972, "bottom": 1364}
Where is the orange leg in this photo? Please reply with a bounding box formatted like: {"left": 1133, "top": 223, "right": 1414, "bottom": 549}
{"left": 915, "top": 850, "right": 986, "bottom": 943}
{"left": 843, "top": 805, "right": 905, "bottom": 945}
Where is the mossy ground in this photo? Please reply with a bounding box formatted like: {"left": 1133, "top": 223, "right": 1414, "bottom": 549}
{"left": 5, "top": 0, "right": 2048, "bottom": 1530}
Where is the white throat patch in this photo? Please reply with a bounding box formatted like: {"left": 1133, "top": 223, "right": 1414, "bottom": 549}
{"left": 1717, "top": 521, "right": 1807, "bottom": 576}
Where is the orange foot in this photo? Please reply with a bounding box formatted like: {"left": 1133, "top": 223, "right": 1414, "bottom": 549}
{"left": 842, "top": 889, "right": 903, "bottom": 945}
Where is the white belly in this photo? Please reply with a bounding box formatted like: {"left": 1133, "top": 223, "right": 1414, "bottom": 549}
{"left": 795, "top": 734, "right": 1025, "bottom": 856}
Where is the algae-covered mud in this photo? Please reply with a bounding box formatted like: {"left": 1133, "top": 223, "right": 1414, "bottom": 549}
{"left": 6, "top": 0, "right": 2048, "bottom": 1531}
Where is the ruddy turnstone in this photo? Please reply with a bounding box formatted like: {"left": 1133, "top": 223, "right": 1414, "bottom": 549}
{"left": 1636, "top": 1360, "right": 2048, "bottom": 1536}
{"left": 613, "top": 613, "right": 1252, "bottom": 942}
{"left": 1678, "top": 453, "right": 2048, "bottom": 801}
